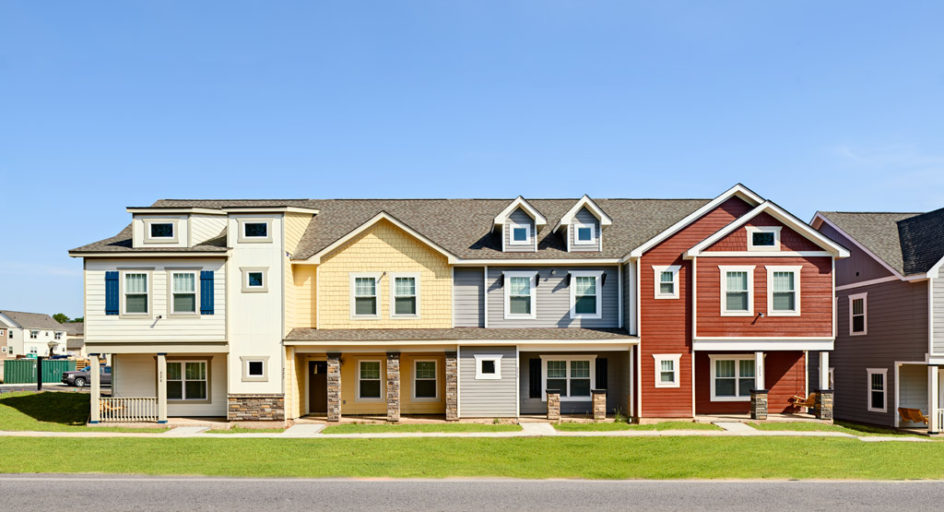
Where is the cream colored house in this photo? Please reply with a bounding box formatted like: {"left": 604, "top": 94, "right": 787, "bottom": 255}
{"left": 0, "top": 310, "right": 67, "bottom": 357}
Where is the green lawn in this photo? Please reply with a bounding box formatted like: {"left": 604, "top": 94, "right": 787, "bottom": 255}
{"left": 206, "top": 427, "right": 286, "bottom": 434}
{"left": 0, "top": 391, "right": 169, "bottom": 433}
{"left": 322, "top": 423, "right": 522, "bottom": 434}
{"left": 555, "top": 421, "right": 721, "bottom": 431}
{"left": 1, "top": 436, "right": 944, "bottom": 479}
{"left": 749, "top": 421, "right": 921, "bottom": 437}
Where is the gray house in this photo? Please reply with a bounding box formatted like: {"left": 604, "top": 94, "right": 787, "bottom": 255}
{"left": 812, "top": 208, "right": 944, "bottom": 432}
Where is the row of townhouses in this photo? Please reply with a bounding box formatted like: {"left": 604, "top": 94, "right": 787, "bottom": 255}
{"left": 0, "top": 310, "right": 68, "bottom": 357}
{"left": 66, "top": 184, "right": 943, "bottom": 433}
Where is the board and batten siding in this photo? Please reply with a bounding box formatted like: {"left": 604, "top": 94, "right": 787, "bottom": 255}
{"left": 453, "top": 268, "right": 484, "bottom": 327}
{"left": 568, "top": 208, "right": 602, "bottom": 252}
{"left": 85, "top": 258, "right": 226, "bottom": 342}
{"left": 485, "top": 266, "right": 619, "bottom": 328}
{"left": 933, "top": 274, "right": 944, "bottom": 355}
{"left": 503, "top": 209, "right": 536, "bottom": 252}
{"left": 458, "top": 346, "right": 517, "bottom": 417}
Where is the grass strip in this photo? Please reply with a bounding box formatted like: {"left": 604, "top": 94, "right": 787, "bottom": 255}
{"left": 0, "top": 391, "right": 168, "bottom": 433}
{"left": 554, "top": 421, "right": 721, "bottom": 431}
{"left": 322, "top": 423, "right": 521, "bottom": 434}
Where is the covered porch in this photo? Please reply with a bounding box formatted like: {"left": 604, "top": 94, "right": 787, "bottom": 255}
{"left": 895, "top": 362, "right": 944, "bottom": 434}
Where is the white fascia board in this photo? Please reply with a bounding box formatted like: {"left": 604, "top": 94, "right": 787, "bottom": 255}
{"left": 126, "top": 207, "right": 227, "bottom": 215}
{"left": 493, "top": 196, "right": 548, "bottom": 226}
{"left": 625, "top": 183, "right": 764, "bottom": 260}
{"left": 811, "top": 213, "right": 904, "bottom": 279}
{"left": 693, "top": 338, "right": 834, "bottom": 351}
{"left": 295, "top": 211, "right": 459, "bottom": 264}
{"left": 222, "top": 206, "right": 320, "bottom": 214}
{"left": 0, "top": 313, "right": 19, "bottom": 329}
{"left": 685, "top": 202, "right": 851, "bottom": 259}
{"left": 553, "top": 195, "right": 614, "bottom": 232}
{"left": 69, "top": 251, "right": 230, "bottom": 258}
{"left": 284, "top": 339, "right": 638, "bottom": 348}
{"left": 451, "top": 258, "right": 622, "bottom": 266}
{"left": 926, "top": 255, "right": 944, "bottom": 279}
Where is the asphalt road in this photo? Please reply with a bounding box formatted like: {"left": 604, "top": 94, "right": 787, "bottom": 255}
{"left": 1, "top": 475, "right": 943, "bottom": 511}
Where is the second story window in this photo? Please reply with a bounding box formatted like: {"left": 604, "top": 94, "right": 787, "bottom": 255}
{"left": 747, "top": 226, "right": 781, "bottom": 251}
{"left": 850, "top": 293, "right": 867, "bottom": 335}
{"left": 574, "top": 223, "right": 596, "bottom": 245}
{"left": 504, "top": 271, "right": 537, "bottom": 319}
{"left": 767, "top": 266, "right": 801, "bottom": 316}
{"left": 55, "top": 332, "right": 62, "bottom": 340}
{"left": 391, "top": 275, "right": 418, "bottom": 317}
{"left": 124, "top": 272, "right": 149, "bottom": 314}
{"left": 569, "top": 271, "right": 603, "bottom": 319}
{"left": 150, "top": 223, "right": 174, "bottom": 239}
{"left": 238, "top": 219, "right": 273, "bottom": 243}
{"left": 720, "top": 266, "right": 754, "bottom": 316}
{"left": 351, "top": 274, "right": 379, "bottom": 318}
{"left": 243, "top": 222, "right": 268, "bottom": 238}
{"left": 653, "top": 265, "right": 680, "bottom": 300}
{"left": 171, "top": 271, "right": 197, "bottom": 314}
{"left": 30, "top": 331, "right": 38, "bottom": 339}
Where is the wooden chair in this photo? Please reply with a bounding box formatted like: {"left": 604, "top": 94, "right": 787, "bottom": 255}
{"left": 789, "top": 393, "right": 818, "bottom": 409}
{"left": 898, "top": 407, "right": 929, "bottom": 425}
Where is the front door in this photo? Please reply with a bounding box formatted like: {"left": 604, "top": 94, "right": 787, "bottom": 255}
{"left": 308, "top": 361, "right": 328, "bottom": 414}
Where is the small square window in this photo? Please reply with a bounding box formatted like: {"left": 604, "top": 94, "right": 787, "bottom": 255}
{"left": 482, "top": 360, "right": 495, "bottom": 374}
{"left": 244, "top": 223, "right": 268, "bottom": 238}
{"left": 509, "top": 223, "right": 531, "bottom": 245}
{"left": 474, "top": 354, "right": 502, "bottom": 379}
{"left": 574, "top": 223, "right": 596, "bottom": 245}
{"left": 241, "top": 268, "right": 268, "bottom": 292}
{"left": 150, "top": 223, "right": 174, "bottom": 238}
{"left": 248, "top": 361, "right": 264, "bottom": 376}
{"left": 240, "top": 356, "right": 269, "bottom": 382}
{"left": 248, "top": 272, "right": 263, "bottom": 287}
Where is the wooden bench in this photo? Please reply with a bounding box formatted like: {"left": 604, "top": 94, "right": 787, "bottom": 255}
{"left": 789, "top": 393, "right": 818, "bottom": 410}
{"left": 898, "top": 407, "right": 928, "bottom": 425}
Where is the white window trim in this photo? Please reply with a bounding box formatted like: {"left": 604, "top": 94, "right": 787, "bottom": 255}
{"left": 709, "top": 354, "right": 756, "bottom": 402}
{"left": 237, "top": 218, "right": 273, "bottom": 243}
{"left": 143, "top": 219, "right": 178, "bottom": 244}
{"left": 766, "top": 265, "right": 802, "bottom": 317}
{"left": 119, "top": 269, "right": 152, "bottom": 318}
{"left": 573, "top": 222, "right": 597, "bottom": 245}
{"left": 356, "top": 359, "right": 383, "bottom": 401}
{"left": 540, "top": 354, "right": 597, "bottom": 402}
{"left": 474, "top": 354, "right": 502, "bottom": 380}
{"left": 167, "top": 269, "right": 201, "bottom": 316}
{"left": 389, "top": 272, "right": 420, "bottom": 319}
{"left": 849, "top": 292, "right": 868, "bottom": 336}
{"left": 503, "top": 271, "right": 538, "bottom": 320}
{"left": 866, "top": 367, "right": 887, "bottom": 413}
{"left": 747, "top": 226, "right": 782, "bottom": 251}
{"left": 29, "top": 331, "right": 38, "bottom": 339}
{"left": 508, "top": 223, "right": 532, "bottom": 245}
{"left": 240, "top": 267, "right": 269, "bottom": 293}
{"left": 653, "top": 354, "right": 681, "bottom": 388}
{"left": 350, "top": 272, "right": 381, "bottom": 319}
{"left": 412, "top": 359, "right": 439, "bottom": 401}
{"left": 240, "top": 356, "right": 269, "bottom": 382}
{"left": 653, "top": 265, "right": 680, "bottom": 300}
{"left": 719, "top": 265, "right": 755, "bottom": 317}
{"left": 569, "top": 270, "right": 603, "bottom": 319}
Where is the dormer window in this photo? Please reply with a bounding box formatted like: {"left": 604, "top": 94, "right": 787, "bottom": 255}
{"left": 747, "top": 226, "right": 781, "bottom": 251}
{"left": 510, "top": 223, "right": 531, "bottom": 245}
{"left": 552, "top": 196, "right": 612, "bottom": 252}
{"left": 150, "top": 223, "right": 174, "bottom": 238}
{"left": 237, "top": 219, "right": 273, "bottom": 243}
{"left": 143, "top": 219, "right": 179, "bottom": 244}
{"left": 574, "top": 223, "right": 596, "bottom": 245}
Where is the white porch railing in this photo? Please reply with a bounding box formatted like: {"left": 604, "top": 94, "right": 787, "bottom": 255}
{"left": 98, "top": 397, "right": 158, "bottom": 423}
{"left": 938, "top": 409, "right": 944, "bottom": 432}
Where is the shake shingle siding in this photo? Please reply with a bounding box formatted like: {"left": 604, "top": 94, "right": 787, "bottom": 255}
{"left": 458, "top": 346, "right": 517, "bottom": 417}
{"left": 453, "top": 268, "right": 484, "bottom": 328}
{"left": 485, "top": 266, "right": 620, "bottom": 328}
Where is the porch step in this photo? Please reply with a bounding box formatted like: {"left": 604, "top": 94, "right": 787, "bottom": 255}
{"left": 163, "top": 426, "right": 209, "bottom": 436}
{"left": 520, "top": 422, "right": 557, "bottom": 436}
{"left": 713, "top": 422, "right": 758, "bottom": 434}
{"left": 283, "top": 424, "right": 325, "bottom": 437}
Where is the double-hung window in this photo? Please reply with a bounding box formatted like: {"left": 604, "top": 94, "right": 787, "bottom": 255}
{"left": 710, "top": 355, "right": 755, "bottom": 401}
{"left": 351, "top": 274, "right": 379, "bottom": 318}
{"left": 170, "top": 271, "right": 198, "bottom": 314}
{"left": 124, "top": 272, "right": 149, "bottom": 314}
{"left": 850, "top": 293, "right": 867, "bottom": 335}
{"left": 30, "top": 331, "right": 38, "bottom": 339}
{"left": 504, "top": 271, "right": 537, "bottom": 319}
{"left": 358, "top": 360, "right": 382, "bottom": 400}
{"left": 55, "top": 332, "right": 62, "bottom": 340}
{"left": 653, "top": 354, "right": 681, "bottom": 388}
{"left": 653, "top": 265, "right": 680, "bottom": 299}
{"left": 391, "top": 274, "right": 418, "bottom": 317}
{"left": 720, "top": 266, "right": 754, "bottom": 316}
{"left": 413, "top": 360, "right": 437, "bottom": 399}
{"left": 766, "top": 266, "right": 801, "bottom": 316}
{"left": 167, "top": 360, "right": 208, "bottom": 401}
{"left": 542, "top": 356, "right": 595, "bottom": 401}
{"left": 867, "top": 368, "right": 886, "bottom": 412}
{"left": 570, "top": 271, "right": 603, "bottom": 319}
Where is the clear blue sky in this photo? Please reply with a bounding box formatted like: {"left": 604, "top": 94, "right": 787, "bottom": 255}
{"left": 1, "top": 1, "right": 942, "bottom": 318}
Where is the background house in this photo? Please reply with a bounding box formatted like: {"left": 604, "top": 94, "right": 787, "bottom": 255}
{"left": 0, "top": 310, "right": 68, "bottom": 357}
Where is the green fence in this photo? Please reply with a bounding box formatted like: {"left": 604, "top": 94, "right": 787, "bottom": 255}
{"left": 2, "top": 359, "right": 76, "bottom": 384}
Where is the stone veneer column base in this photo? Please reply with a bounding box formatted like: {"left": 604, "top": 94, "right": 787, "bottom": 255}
{"left": 227, "top": 394, "right": 285, "bottom": 421}
{"left": 592, "top": 389, "right": 607, "bottom": 420}
{"left": 814, "top": 389, "right": 834, "bottom": 421}
{"left": 547, "top": 390, "right": 561, "bottom": 421}
{"left": 327, "top": 353, "right": 342, "bottom": 422}
{"left": 445, "top": 351, "right": 458, "bottom": 421}
{"left": 386, "top": 352, "right": 401, "bottom": 423}
{"left": 750, "top": 389, "right": 768, "bottom": 421}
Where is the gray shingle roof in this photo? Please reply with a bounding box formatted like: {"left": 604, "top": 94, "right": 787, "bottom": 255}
{"left": 64, "top": 321, "right": 84, "bottom": 336}
{"left": 0, "top": 311, "right": 66, "bottom": 331}
{"left": 285, "top": 327, "right": 635, "bottom": 342}
{"left": 819, "top": 209, "right": 944, "bottom": 275}
{"left": 69, "top": 224, "right": 229, "bottom": 254}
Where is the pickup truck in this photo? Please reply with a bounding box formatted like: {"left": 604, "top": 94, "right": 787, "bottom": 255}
{"left": 61, "top": 366, "right": 111, "bottom": 387}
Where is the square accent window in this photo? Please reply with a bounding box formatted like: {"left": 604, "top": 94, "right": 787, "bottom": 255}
{"left": 720, "top": 266, "right": 754, "bottom": 316}
{"left": 241, "top": 267, "right": 268, "bottom": 293}
{"left": 509, "top": 223, "right": 531, "bottom": 245}
{"left": 766, "top": 266, "right": 801, "bottom": 316}
{"left": 710, "top": 356, "right": 756, "bottom": 401}
{"left": 850, "top": 293, "right": 867, "bottom": 336}
{"left": 358, "top": 360, "right": 382, "bottom": 399}
{"left": 653, "top": 265, "right": 680, "bottom": 300}
{"left": 474, "top": 354, "right": 502, "bottom": 380}
{"left": 170, "top": 271, "right": 197, "bottom": 314}
{"left": 390, "top": 274, "right": 419, "bottom": 317}
{"left": 123, "top": 272, "right": 149, "bottom": 314}
{"left": 504, "top": 271, "right": 537, "bottom": 319}
{"left": 574, "top": 223, "right": 596, "bottom": 245}
{"left": 413, "top": 360, "right": 437, "bottom": 399}
{"left": 243, "top": 222, "right": 268, "bottom": 238}
{"left": 150, "top": 223, "right": 174, "bottom": 238}
{"left": 167, "top": 360, "right": 208, "bottom": 401}
{"left": 747, "top": 226, "right": 781, "bottom": 251}
{"left": 351, "top": 274, "right": 379, "bottom": 318}
{"left": 867, "top": 368, "right": 886, "bottom": 412}
{"left": 653, "top": 354, "right": 681, "bottom": 388}
{"left": 541, "top": 356, "right": 596, "bottom": 401}
{"left": 569, "top": 271, "right": 603, "bottom": 319}
{"left": 248, "top": 361, "right": 263, "bottom": 375}
{"left": 240, "top": 356, "right": 269, "bottom": 382}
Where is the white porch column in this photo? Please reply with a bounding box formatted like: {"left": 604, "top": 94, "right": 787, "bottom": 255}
{"left": 819, "top": 352, "right": 830, "bottom": 390}
{"left": 754, "top": 352, "right": 765, "bottom": 390}
{"left": 929, "top": 365, "right": 939, "bottom": 434}
{"left": 89, "top": 353, "right": 101, "bottom": 423}
{"left": 157, "top": 353, "right": 168, "bottom": 424}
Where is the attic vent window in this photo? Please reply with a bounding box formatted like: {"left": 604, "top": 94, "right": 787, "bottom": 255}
{"left": 150, "top": 223, "right": 174, "bottom": 238}
{"left": 747, "top": 226, "right": 781, "bottom": 251}
{"left": 753, "top": 232, "right": 774, "bottom": 246}
{"left": 574, "top": 223, "right": 596, "bottom": 245}
{"left": 510, "top": 224, "right": 531, "bottom": 245}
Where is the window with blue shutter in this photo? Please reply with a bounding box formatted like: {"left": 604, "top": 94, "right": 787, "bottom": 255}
{"left": 105, "top": 271, "right": 119, "bottom": 315}
{"left": 200, "top": 270, "right": 215, "bottom": 315}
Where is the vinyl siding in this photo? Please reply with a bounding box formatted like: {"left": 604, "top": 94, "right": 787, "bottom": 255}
{"left": 453, "top": 268, "right": 484, "bottom": 327}
{"left": 933, "top": 276, "right": 944, "bottom": 354}
{"left": 569, "top": 208, "right": 601, "bottom": 252}
{"left": 818, "top": 223, "right": 894, "bottom": 283}
{"left": 485, "top": 266, "right": 619, "bottom": 328}
{"left": 458, "top": 346, "right": 517, "bottom": 417}
{"left": 112, "top": 353, "right": 227, "bottom": 417}
{"left": 705, "top": 212, "right": 823, "bottom": 252}
{"left": 899, "top": 363, "right": 929, "bottom": 428}
{"left": 518, "top": 350, "right": 629, "bottom": 415}
{"left": 695, "top": 351, "right": 806, "bottom": 415}
{"left": 189, "top": 215, "right": 227, "bottom": 246}
{"left": 503, "top": 209, "right": 536, "bottom": 252}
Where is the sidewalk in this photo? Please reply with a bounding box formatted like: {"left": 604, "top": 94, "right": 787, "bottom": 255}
{"left": 0, "top": 420, "right": 931, "bottom": 442}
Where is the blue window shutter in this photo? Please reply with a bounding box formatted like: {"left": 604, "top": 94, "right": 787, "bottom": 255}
{"left": 200, "top": 271, "right": 215, "bottom": 315}
{"left": 105, "top": 271, "right": 119, "bottom": 315}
